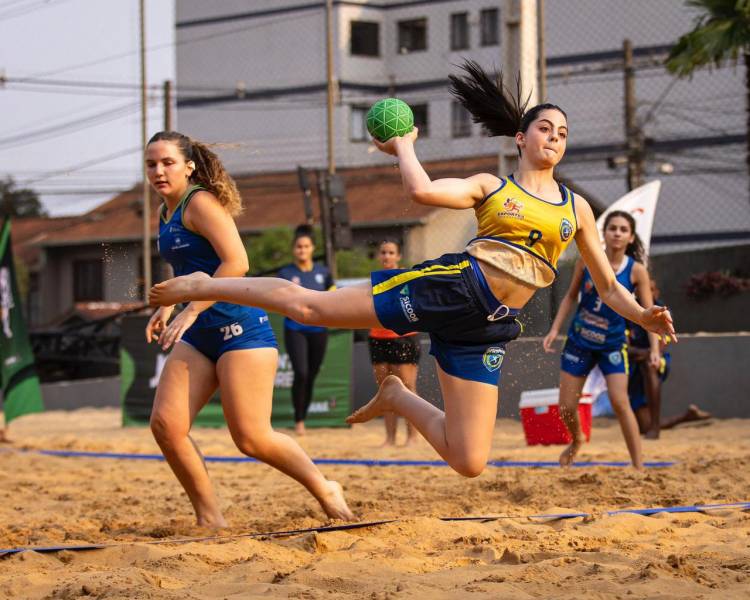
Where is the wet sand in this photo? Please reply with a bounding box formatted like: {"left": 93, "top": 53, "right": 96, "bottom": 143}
{"left": 0, "top": 408, "right": 747, "bottom": 599}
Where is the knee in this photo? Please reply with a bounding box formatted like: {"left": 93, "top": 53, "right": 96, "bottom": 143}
{"left": 150, "top": 413, "right": 185, "bottom": 446}
{"left": 451, "top": 455, "right": 487, "bottom": 478}
{"left": 609, "top": 395, "right": 632, "bottom": 415}
{"left": 233, "top": 432, "right": 271, "bottom": 458}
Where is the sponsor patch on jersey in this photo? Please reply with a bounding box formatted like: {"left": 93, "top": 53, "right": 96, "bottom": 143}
{"left": 579, "top": 327, "right": 606, "bottom": 345}
{"left": 608, "top": 351, "right": 623, "bottom": 365}
{"left": 560, "top": 218, "right": 574, "bottom": 242}
{"left": 315, "top": 273, "right": 324, "bottom": 284}
{"left": 291, "top": 276, "right": 301, "bottom": 285}
{"left": 482, "top": 347, "right": 505, "bottom": 372}
{"left": 498, "top": 197, "right": 525, "bottom": 220}
{"left": 563, "top": 352, "right": 580, "bottom": 363}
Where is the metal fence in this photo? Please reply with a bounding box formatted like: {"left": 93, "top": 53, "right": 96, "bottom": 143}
{"left": 173, "top": 0, "right": 750, "bottom": 260}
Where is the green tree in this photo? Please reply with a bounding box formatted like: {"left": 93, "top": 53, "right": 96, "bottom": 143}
{"left": 666, "top": 0, "right": 750, "bottom": 183}
{"left": 0, "top": 178, "right": 48, "bottom": 218}
{"left": 335, "top": 248, "right": 379, "bottom": 278}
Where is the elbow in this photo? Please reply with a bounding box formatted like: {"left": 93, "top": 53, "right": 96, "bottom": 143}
{"left": 228, "top": 258, "right": 249, "bottom": 276}
{"left": 408, "top": 187, "right": 432, "bottom": 205}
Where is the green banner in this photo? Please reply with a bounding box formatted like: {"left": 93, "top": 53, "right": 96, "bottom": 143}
{"left": 121, "top": 313, "right": 352, "bottom": 428}
{"left": 0, "top": 219, "right": 43, "bottom": 424}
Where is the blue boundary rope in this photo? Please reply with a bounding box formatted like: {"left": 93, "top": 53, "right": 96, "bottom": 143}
{"left": 35, "top": 449, "right": 676, "bottom": 469}
{"left": 0, "top": 503, "right": 746, "bottom": 557}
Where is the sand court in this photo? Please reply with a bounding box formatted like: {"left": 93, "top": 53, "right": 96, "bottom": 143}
{"left": 0, "top": 408, "right": 747, "bottom": 599}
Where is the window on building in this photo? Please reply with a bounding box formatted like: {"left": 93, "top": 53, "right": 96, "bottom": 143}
{"left": 397, "top": 18, "right": 427, "bottom": 53}
{"left": 411, "top": 103, "right": 429, "bottom": 137}
{"left": 73, "top": 259, "right": 104, "bottom": 302}
{"left": 480, "top": 8, "right": 500, "bottom": 46}
{"left": 450, "top": 13, "right": 469, "bottom": 50}
{"left": 350, "top": 105, "right": 369, "bottom": 141}
{"left": 451, "top": 101, "right": 472, "bottom": 138}
{"left": 350, "top": 20, "right": 380, "bottom": 56}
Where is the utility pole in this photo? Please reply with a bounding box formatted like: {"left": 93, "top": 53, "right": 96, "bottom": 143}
{"left": 163, "top": 80, "right": 172, "bottom": 131}
{"left": 623, "top": 39, "right": 644, "bottom": 191}
{"left": 537, "top": 0, "right": 546, "bottom": 102}
{"left": 323, "top": 0, "right": 337, "bottom": 278}
{"left": 139, "top": 0, "right": 151, "bottom": 302}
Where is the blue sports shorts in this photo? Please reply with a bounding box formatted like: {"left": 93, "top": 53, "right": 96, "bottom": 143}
{"left": 180, "top": 309, "right": 277, "bottom": 363}
{"left": 371, "top": 252, "right": 522, "bottom": 385}
{"left": 560, "top": 337, "right": 629, "bottom": 378}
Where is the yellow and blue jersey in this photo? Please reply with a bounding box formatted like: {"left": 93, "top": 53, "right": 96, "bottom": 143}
{"left": 466, "top": 175, "right": 577, "bottom": 288}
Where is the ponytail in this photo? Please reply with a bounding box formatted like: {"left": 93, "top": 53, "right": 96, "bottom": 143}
{"left": 148, "top": 131, "right": 243, "bottom": 216}
{"left": 449, "top": 60, "right": 527, "bottom": 137}
{"left": 449, "top": 60, "right": 568, "bottom": 155}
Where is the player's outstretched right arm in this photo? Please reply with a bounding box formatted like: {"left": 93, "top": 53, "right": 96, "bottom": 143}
{"left": 373, "top": 128, "right": 494, "bottom": 210}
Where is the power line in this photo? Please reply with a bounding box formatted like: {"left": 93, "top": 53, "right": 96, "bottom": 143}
{"left": 16, "top": 146, "right": 142, "bottom": 186}
{"left": 0, "top": 102, "right": 143, "bottom": 149}
{"left": 0, "top": 0, "right": 73, "bottom": 20}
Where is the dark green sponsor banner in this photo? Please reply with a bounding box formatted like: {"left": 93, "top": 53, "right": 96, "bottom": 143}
{"left": 0, "top": 219, "right": 43, "bottom": 423}
{"left": 121, "top": 313, "right": 352, "bottom": 428}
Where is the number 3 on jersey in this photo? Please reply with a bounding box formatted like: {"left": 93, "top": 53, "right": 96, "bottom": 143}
{"left": 220, "top": 322, "right": 244, "bottom": 340}
{"left": 526, "top": 229, "right": 543, "bottom": 247}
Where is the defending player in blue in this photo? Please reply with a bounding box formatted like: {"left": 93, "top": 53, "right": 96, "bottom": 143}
{"left": 149, "top": 62, "right": 676, "bottom": 478}
{"left": 543, "top": 211, "right": 659, "bottom": 467}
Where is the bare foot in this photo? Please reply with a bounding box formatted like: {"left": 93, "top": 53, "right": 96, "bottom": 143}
{"left": 319, "top": 480, "right": 354, "bottom": 521}
{"left": 149, "top": 272, "right": 211, "bottom": 306}
{"left": 684, "top": 404, "right": 712, "bottom": 423}
{"left": 0, "top": 429, "right": 10, "bottom": 444}
{"left": 559, "top": 437, "right": 584, "bottom": 467}
{"left": 403, "top": 435, "right": 420, "bottom": 447}
{"left": 346, "top": 375, "right": 403, "bottom": 424}
{"left": 294, "top": 421, "right": 306, "bottom": 436}
{"left": 379, "top": 438, "right": 396, "bottom": 448}
{"left": 644, "top": 428, "right": 660, "bottom": 440}
{"left": 196, "top": 513, "right": 229, "bottom": 530}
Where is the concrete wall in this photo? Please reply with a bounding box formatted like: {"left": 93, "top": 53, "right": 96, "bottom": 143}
{"left": 649, "top": 244, "right": 750, "bottom": 333}
{"left": 352, "top": 333, "right": 750, "bottom": 419}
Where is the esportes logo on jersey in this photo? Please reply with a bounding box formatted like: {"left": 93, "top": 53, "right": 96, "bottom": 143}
{"left": 498, "top": 197, "right": 525, "bottom": 220}
{"left": 482, "top": 347, "right": 505, "bottom": 372}
{"left": 560, "top": 218, "right": 574, "bottom": 242}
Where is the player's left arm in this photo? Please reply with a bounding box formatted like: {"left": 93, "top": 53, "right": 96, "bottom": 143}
{"left": 631, "top": 262, "right": 662, "bottom": 367}
{"left": 573, "top": 196, "right": 677, "bottom": 342}
{"left": 183, "top": 191, "right": 250, "bottom": 315}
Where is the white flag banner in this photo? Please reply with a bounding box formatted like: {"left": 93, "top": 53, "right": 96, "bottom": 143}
{"left": 596, "top": 180, "right": 661, "bottom": 257}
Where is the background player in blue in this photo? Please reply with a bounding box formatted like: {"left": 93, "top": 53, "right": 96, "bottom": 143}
{"left": 628, "top": 277, "right": 711, "bottom": 437}
{"left": 144, "top": 131, "right": 351, "bottom": 526}
{"left": 543, "top": 211, "right": 659, "bottom": 468}
{"left": 277, "top": 225, "right": 334, "bottom": 435}
{"left": 150, "top": 63, "right": 675, "bottom": 479}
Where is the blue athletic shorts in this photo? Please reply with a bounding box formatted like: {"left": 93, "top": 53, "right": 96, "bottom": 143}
{"left": 371, "top": 252, "right": 522, "bottom": 385}
{"left": 560, "top": 337, "right": 629, "bottom": 378}
{"left": 628, "top": 353, "right": 671, "bottom": 410}
{"left": 180, "top": 309, "right": 277, "bottom": 363}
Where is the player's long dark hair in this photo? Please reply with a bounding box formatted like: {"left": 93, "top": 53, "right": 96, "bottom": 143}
{"left": 148, "top": 131, "right": 243, "bottom": 216}
{"left": 449, "top": 60, "right": 567, "bottom": 154}
{"left": 603, "top": 210, "right": 646, "bottom": 263}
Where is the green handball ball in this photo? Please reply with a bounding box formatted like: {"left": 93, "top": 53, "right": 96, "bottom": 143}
{"left": 366, "top": 98, "right": 414, "bottom": 142}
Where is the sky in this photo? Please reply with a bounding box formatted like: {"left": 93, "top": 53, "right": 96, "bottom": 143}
{"left": 0, "top": 0, "right": 175, "bottom": 216}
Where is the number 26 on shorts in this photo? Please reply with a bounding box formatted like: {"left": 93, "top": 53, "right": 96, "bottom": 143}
{"left": 220, "top": 322, "right": 244, "bottom": 340}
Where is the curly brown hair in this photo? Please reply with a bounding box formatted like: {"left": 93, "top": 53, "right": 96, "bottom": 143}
{"left": 148, "top": 131, "right": 243, "bottom": 216}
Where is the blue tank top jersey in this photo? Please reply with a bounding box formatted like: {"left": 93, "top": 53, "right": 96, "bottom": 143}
{"left": 157, "top": 185, "right": 259, "bottom": 329}
{"left": 567, "top": 256, "right": 636, "bottom": 351}
{"left": 277, "top": 262, "right": 334, "bottom": 333}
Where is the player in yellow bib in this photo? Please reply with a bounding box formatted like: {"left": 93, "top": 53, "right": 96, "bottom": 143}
{"left": 150, "top": 61, "right": 675, "bottom": 474}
